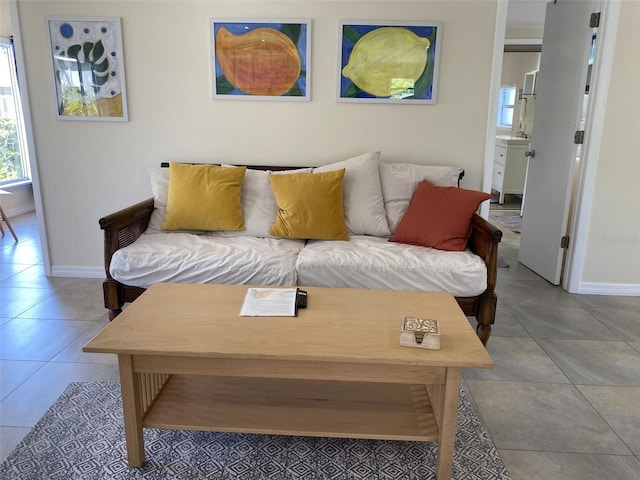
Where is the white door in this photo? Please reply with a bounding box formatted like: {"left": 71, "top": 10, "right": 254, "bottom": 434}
{"left": 518, "top": 0, "right": 598, "bottom": 285}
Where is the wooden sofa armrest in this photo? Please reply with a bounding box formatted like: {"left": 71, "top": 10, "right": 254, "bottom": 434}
{"left": 465, "top": 213, "right": 502, "bottom": 344}
{"left": 468, "top": 214, "right": 503, "bottom": 292}
{"left": 99, "top": 198, "right": 154, "bottom": 319}
{"left": 99, "top": 197, "right": 155, "bottom": 272}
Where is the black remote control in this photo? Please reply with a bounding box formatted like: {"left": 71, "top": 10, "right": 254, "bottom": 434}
{"left": 296, "top": 289, "right": 308, "bottom": 308}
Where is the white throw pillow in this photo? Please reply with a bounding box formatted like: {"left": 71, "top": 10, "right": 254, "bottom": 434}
{"left": 220, "top": 168, "right": 276, "bottom": 237}
{"left": 314, "top": 152, "right": 390, "bottom": 236}
{"left": 147, "top": 167, "right": 170, "bottom": 233}
{"left": 379, "top": 162, "right": 464, "bottom": 233}
{"left": 149, "top": 166, "right": 170, "bottom": 207}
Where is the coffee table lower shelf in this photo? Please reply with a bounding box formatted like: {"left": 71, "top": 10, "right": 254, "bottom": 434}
{"left": 142, "top": 374, "right": 440, "bottom": 442}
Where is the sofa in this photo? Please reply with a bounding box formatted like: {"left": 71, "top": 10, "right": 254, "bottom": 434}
{"left": 99, "top": 152, "right": 502, "bottom": 345}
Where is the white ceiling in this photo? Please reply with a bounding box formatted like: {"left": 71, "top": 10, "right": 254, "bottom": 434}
{"left": 507, "top": 0, "right": 548, "bottom": 29}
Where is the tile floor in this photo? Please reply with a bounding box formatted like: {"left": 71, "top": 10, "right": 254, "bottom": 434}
{"left": 1, "top": 212, "right": 640, "bottom": 479}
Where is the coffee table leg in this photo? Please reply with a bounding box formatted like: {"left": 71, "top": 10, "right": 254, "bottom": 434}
{"left": 435, "top": 367, "right": 461, "bottom": 480}
{"left": 118, "top": 354, "right": 146, "bottom": 467}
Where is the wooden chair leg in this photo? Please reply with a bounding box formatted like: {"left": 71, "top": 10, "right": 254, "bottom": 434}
{"left": 0, "top": 206, "right": 18, "bottom": 242}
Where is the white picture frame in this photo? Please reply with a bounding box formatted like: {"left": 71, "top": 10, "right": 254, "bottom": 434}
{"left": 338, "top": 20, "right": 442, "bottom": 104}
{"left": 211, "top": 18, "right": 311, "bottom": 101}
{"left": 46, "top": 16, "right": 128, "bottom": 121}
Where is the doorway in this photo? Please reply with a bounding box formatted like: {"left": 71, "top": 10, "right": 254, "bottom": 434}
{"left": 516, "top": 0, "right": 600, "bottom": 286}
{"left": 488, "top": 0, "right": 622, "bottom": 292}
{"left": 489, "top": 46, "right": 542, "bottom": 259}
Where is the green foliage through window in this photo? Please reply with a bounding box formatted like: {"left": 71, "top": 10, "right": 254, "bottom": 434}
{"left": 1, "top": 40, "right": 29, "bottom": 185}
{"left": 0, "top": 117, "right": 23, "bottom": 182}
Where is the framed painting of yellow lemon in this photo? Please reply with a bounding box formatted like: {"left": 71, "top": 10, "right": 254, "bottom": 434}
{"left": 211, "top": 19, "right": 311, "bottom": 101}
{"left": 338, "top": 21, "right": 442, "bottom": 104}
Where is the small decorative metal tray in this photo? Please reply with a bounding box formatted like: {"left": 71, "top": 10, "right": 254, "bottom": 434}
{"left": 400, "top": 316, "right": 440, "bottom": 350}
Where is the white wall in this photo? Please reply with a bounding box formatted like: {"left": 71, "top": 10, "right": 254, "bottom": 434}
{"left": 506, "top": 26, "right": 543, "bottom": 40}
{"left": 0, "top": 1, "right": 11, "bottom": 36}
{"left": 581, "top": 0, "right": 640, "bottom": 288}
{"left": 0, "top": 184, "right": 34, "bottom": 216}
{"left": 16, "top": 0, "right": 498, "bottom": 272}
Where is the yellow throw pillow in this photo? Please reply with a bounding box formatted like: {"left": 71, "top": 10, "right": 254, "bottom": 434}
{"left": 268, "top": 169, "right": 349, "bottom": 240}
{"left": 162, "top": 163, "right": 246, "bottom": 231}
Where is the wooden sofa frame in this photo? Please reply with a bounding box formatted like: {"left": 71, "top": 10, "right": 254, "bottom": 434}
{"left": 99, "top": 166, "right": 502, "bottom": 345}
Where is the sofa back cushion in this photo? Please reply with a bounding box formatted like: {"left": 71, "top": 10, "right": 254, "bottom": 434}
{"left": 269, "top": 169, "right": 349, "bottom": 240}
{"left": 313, "top": 152, "right": 390, "bottom": 236}
{"left": 162, "top": 163, "right": 246, "bottom": 232}
{"left": 379, "top": 162, "right": 464, "bottom": 233}
{"left": 149, "top": 166, "right": 170, "bottom": 208}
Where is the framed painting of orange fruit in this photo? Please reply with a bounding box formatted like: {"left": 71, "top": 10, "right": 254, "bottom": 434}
{"left": 338, "top": 21, "right": 442, "bottom": 104}
{"left": 211, "top": 19, "right": 311, "bottom": 101}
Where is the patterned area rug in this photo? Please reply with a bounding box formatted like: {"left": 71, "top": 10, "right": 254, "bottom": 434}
{"left": 490, "top": 211, "right": 521, "bottom": 256}
{"left": 490, "top": 211, "right": 522, "bottom": 234}
{"left": 0, "top": 382, "right": 510, "bottom": 480}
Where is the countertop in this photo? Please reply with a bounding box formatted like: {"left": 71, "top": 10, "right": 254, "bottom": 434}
{"left": 496, "top": 135, "right": 531, "bottom": 145}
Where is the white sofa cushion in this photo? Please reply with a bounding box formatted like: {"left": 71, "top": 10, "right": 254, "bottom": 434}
{"left": 296, "top": 235, "right": 487, "bottom": 297}
{"left": 313, "top": 152, "right": 390, "bottom": 236}
{"left": 379, "top": 162, "right": 464, "bottom": 233}
{"left": 109, "top": 232, "right": 305, "bottom": 289}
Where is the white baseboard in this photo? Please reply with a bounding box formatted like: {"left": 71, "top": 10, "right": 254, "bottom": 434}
{"left": 50, "top": 266, "right": 104, "bottom": 279}
{"left": 575, "top": 282, "right": 640, "bottom": 296}
{"left": 4, "top": 203, "right": 35, "bottom": 218}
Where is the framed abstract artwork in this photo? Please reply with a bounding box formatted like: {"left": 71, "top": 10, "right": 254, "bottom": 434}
{"left": 211, "top": 19, "right": 311, "bottom": 101}
{"left": 46, "top": 16, "right": 128, "bottom": 121}
{"left": 338, "top": 21, "right": 442, "bottom": 104}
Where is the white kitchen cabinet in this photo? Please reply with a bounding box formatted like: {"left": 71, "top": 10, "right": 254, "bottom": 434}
{"left": 492, "top": 136, "right": 530, "bottom": 204}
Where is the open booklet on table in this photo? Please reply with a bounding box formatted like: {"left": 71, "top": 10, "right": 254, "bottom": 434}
{"left": 239, "top": 287, "right": 299, "bottom": 317}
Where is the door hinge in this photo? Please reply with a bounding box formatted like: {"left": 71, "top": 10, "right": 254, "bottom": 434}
{"left": 574, "top": 130, "right": 585, "bottom": 145}
{"left": 561, "top": 236, "right": 570, "bottom": 249}
{"left": 590, "top": 12, "right": 601, "bottom": 28}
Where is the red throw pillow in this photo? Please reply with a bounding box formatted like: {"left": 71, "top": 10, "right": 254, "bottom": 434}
{"left": 390, "top": 180, "right": 492, "bottom": 251}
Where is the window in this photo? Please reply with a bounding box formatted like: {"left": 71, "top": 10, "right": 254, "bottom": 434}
{"left": 1, "top": 37, "right": 30, "bottom": 186}
{"left": 497, "top": 85, "right": 517, "bottom": 129}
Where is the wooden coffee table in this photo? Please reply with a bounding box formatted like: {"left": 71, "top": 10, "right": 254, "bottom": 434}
{"left": 84, "top": 283, "right": 493, "bottom": 479}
